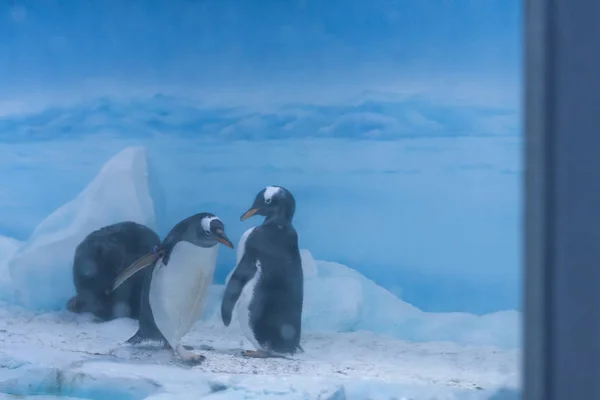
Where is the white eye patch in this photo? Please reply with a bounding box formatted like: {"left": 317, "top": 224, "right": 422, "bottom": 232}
{"left": 264, "top": 186, "right": 281, "bottom": 203}
{"left": 200, "top": 216, "right": 218, "bottom": 233}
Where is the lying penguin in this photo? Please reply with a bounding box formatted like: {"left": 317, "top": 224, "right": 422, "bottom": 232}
{"left": 67, "top": 221, "right": 160, "bottom": 321}
{"left": 221, "top": 186, "right": 304, "bottom": 358}
{"left": 111, "top": 212, "right": 234, "bottom": 365}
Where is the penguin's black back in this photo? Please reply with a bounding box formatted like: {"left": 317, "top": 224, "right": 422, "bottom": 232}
{"left": 70, "top": 221, "right": 160, "bottom": 321}
{"left": 247, "top": 223, "right": 303, "bottom": 354}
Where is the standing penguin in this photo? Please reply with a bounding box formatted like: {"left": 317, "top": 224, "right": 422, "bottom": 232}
{"left": 221, "top": 186, "right": 304, "bottom": 358}
{"left": 67, "top": 221, "right": 160, "bottom": 321}
{"left": 111, "top": 212, "right": 234, "bottom": 365}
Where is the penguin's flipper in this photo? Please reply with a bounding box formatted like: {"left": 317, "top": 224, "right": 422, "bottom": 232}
{"left": 221, "top": 252, "right": 257, "bottom": 326}
{"left": 111, "top": 250, "right": 163, "bottom": 292}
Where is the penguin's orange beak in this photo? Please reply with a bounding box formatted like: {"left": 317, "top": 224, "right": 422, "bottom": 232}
{"left": 217, "top": 237, "right": 234, "bottom": 249}
{"left": 213, "top": 228, "right": 234, "bottom": 249}
{"left": 240, "top": 208, "right": 259, "bottom": 221}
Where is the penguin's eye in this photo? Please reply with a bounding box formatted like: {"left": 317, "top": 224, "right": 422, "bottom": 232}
{"left": 204, "top": 229, "right": 211, "bottom": 235}
{"left": 265, "top": 197, "right": 272, "bottom": 205}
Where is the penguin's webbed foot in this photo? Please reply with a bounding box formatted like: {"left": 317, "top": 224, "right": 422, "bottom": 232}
{"left": 180, "top": 353, "right": 206, "bottom": 366}
{"left": 175, "top": 344, "right": 206, "bottom": 365}
{"left": 242, "top": 350, "right": 282, "bottom": 358}
{"left": 163, "top": 342, "right": 194, "bottom": 351}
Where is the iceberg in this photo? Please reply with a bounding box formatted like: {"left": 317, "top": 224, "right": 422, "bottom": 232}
{"left": 215, "top": 247, "right": 519, "bottom": 348}
{"left": 302, "top": 255, "right": 521, "bottom": 348}
{"left": 7, "top": 147, "right": 157, "bottom": 311}
{"left": 0, "top": 236, "right": 22, "bottom": 303}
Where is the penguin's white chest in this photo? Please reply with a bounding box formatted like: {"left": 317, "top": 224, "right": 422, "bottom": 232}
{"left": 236, "top": 260, "right": 263, "bottom": 351}
{"left": 149, "top": 241, "right": 218, "bottom": 348}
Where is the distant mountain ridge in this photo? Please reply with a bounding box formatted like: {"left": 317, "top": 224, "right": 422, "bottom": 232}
{"left": 0, "top": 93, "right": 519, "bottom": 142}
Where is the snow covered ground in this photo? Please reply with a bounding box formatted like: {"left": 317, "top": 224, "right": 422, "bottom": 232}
{"left": 0, "top": 306, "right": 519, "bottom": 399}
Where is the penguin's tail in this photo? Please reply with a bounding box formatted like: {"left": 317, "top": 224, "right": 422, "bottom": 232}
{"left": 296, "top": 344, "right": 305, "bottom": 353}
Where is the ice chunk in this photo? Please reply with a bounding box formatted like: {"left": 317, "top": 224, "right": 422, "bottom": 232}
{"left": 0, "top": 367, "right": 160, "bottom": 400}
{"left": 146, "top": 153, "right": 168, "bottom": 237}
{"left": 0, "top": 351, "right": 29, "bottom": 370}
{"left": 302, "top": 258, "right": 420, "bottom": 335}
{"left": 199, "top": 284, "right": 225, "bottom": 322}
{"left": 303, "top": 276, "right": 363, "bottom": 332}
{"left": 300, "top": 249, "right": 318, "bottom": 279}
{"left": 7, "top": 147, "right": 156, "bottom": 311}
{"left": 0, "top": 236, "right": 21, "bottom": 258}
{"left": 301, "top": 251, "right": 520, "bottom": 348}
{"left": 0, "top": 236, "right": 22, "bottom": 303}
{"left": 211, "top": 248, "right": 519, "bottom": 348}
{"left": 342, "top": 380, "right": 489, "bottom": 400}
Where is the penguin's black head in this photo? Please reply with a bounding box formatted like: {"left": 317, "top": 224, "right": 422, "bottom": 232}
{"left": 193, "top": 213, "right": 234, "bottom": 248}
{"left": 240, "top": 186, "right": 296, "bottom": 224}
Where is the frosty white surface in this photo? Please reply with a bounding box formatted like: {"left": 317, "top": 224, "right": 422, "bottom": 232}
{"left": 216, "top": 250, "right": 519, "bottom": 349}
{"left": 6, "top": 147, "right": 156, "bottom": 310}
{"left": 0, "top": 236, "right": 21, "bottom": 303}
{"left": 0, "top": 306, "right": 520, "bottom": 399}
{"left": 302, "top": 257, "right": 520, "bottom": 348}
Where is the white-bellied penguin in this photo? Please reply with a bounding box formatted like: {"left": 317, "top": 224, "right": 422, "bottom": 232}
{"left": 111, "top": 212, "right": 234, "bottom": 365}
{"left": 221, "top": 186, "right": 304, "bottom": 358}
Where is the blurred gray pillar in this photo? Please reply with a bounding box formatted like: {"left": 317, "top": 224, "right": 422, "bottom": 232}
{"left": 525, "top": 0, "right": 600, "bottom": 399}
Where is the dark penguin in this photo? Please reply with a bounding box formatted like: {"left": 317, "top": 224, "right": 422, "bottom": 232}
{"left": 111, "top": 212, "right": 234, "bottom": 365}
{"left": 66, "top": 221, "right": 160, "bottom": 321}
{"left": 221, "top": 186, "right": 304, "bottom": 358}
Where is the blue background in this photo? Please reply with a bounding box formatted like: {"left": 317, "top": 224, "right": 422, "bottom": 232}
{"left": 0, "top": 0, "right": 522, "bottom": 314}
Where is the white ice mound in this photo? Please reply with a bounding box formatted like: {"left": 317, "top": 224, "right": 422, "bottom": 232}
{"left": 0, "top": 236, "right": 22, "bottom": 303}
{"left": 300, "top": 249, "right": 318, "bottom": 279}
{"left": 7, "top": 147, "right": 156, "bottom": 311}
{"left": 211, "top": 248, "right": 519, "bottom": 348}
{"left": 301, "top": 251, "right": 521, "bottom": 348}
